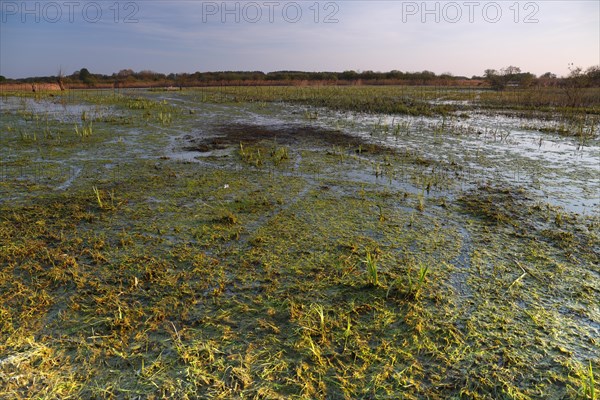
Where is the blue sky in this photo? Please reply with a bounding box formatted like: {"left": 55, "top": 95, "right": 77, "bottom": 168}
{"left": 1, "top": 1, "right": 598, "bottom": 78}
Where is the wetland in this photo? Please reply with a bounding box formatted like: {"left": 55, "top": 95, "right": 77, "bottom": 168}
{"left": 0, "top": 86, "right": 598, "bottom": 399}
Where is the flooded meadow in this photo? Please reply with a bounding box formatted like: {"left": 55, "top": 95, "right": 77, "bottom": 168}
{"left": 1, "top": 87, "right": 598, "bottom": 398}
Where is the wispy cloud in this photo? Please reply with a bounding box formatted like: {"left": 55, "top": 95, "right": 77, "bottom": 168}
{"left": 1, "top": 0, "right": 598, "bottom": 78}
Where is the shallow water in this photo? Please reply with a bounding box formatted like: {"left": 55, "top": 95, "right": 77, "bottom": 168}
{"left": 290, "top": 106, "right": 600, "bottom": 215}
{"left": 1, "top": 91, "right": 598, "bottom": 395}
{"left": 155, "top": 93, "right": 599, "bottom": 215}
{"left": 0, "top": 96, "right": 113, "bottom": 123}
{"left": 1, "top": 92, "right": 598, "bottom": 215}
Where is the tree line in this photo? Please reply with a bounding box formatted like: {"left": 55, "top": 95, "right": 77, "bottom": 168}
{"left": 1, "top": 65, "right": 598, "bottom": 89}
{"left": 1, "top": 69, "right": 467, "bottom": 86}
{"left": 483, "top": 65, "right": 600, "bottom": 90}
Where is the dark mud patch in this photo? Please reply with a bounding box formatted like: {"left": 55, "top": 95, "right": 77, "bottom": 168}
{"left": 182, "top": 123, "right": 390, "bottom": 153}
{"left": 182, "top": 139, "right": 230, "bottom": 153}
{"left": 458, "top": 184, "right": 535, "bottom": 228}
{"left": 459, "top": 184, "right": 600, "bottom": 260}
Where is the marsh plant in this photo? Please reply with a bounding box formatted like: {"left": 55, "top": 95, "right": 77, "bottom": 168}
{"left": 407, "top": 262, "right": 429, "bottom": 299}
{"left": 158, "top": 111, "right": 172, "bottom": 125}
{"left": 310, "top": 304, "right": 327, "bottom": 342}
{"left": 364, "top": 251, "right": 379, "bottom": 287}
{"left": 74, "top": 121, "right": 93, "bottom": 138}
{"left": 417, "top": 191, "right": 426, "bottom": 212}
{"left": 376, "top": 204, "right": 386, "bottom": 222}
{"left": 19, "top": 128, "right": 37, "bottom": 142}
{"left": 92, "top": 185, "right": 103, "bottom": 209}
{"left": 580, "top": 361, "right": 596, "bottom": 400}
{"left": 270, "top": 145, "right": 290, "bottom": 166}
{"left": 238, "top": 142, "right": 264, "bottom": 167}
{"left": 92, "top": 186, "right": 118, "bottom": 210}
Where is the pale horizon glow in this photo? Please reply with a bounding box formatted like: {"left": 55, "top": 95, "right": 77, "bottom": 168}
{"left": 1, "top": 0, "right": 598, "bottom": 79}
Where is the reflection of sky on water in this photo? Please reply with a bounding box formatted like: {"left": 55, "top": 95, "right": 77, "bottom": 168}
{"left": 1, "top": 94, "right": 598, "bottom": 215}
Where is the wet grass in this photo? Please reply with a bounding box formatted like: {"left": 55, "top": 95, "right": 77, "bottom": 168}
{"left": 184, "top": 85, "right": 599, "bottom": 129}
{"left": 0, "top": 89, "right": 599, "bottom": 398}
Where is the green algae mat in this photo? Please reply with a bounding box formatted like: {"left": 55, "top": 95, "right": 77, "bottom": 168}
{"left": 1, "top": 88, "right": 598, "bottom": 399}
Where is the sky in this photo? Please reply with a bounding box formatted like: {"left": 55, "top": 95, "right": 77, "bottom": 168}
{"left": 0, "top": 0, "right": 598, "bottom": 79}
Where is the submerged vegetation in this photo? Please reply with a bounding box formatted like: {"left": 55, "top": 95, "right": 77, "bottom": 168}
{"left": 0, "top": 87, "right": 598, "bottom": 398}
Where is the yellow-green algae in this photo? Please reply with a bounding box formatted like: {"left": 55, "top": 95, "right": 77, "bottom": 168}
{"left": 0, "top": 89, "right": 598, "bottom": 399}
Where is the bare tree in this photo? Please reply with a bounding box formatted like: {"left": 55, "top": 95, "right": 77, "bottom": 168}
{"left": 563, "top": 63, "right": 587, "bottom": 107}
{"left": 57, "top": 66, "right": 66, "bottom": 91}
